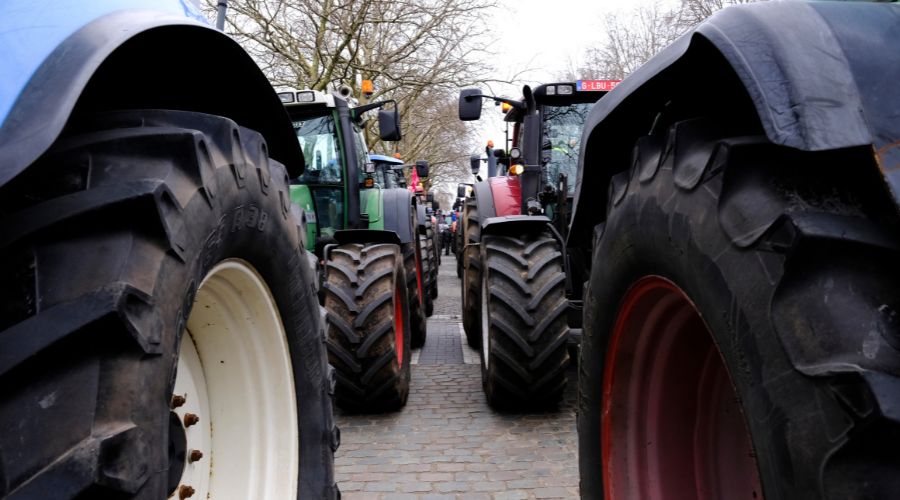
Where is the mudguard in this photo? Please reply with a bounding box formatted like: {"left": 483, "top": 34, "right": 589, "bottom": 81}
{"left": 488, "top": 176, "right": 522, "bottom": 216}
{"left": 570, "top": 1, "right": 900, "bottom": 246}
{"left": 481, "top": 215, "right": 551, "bottom": 237}
{"left": 380, "top": 188, "right": 415, "bottom": 245}
{"left": 333, "top": 229, "right": 401, "bottom": 246}
{"left": 416, "top": 203, "right": 427, "bottom": 230}
{"left": 0, "top": 1, "right": 303, "bottom": 190}
{"left": 472, "top": 180, "right": 496, "bottom": 223}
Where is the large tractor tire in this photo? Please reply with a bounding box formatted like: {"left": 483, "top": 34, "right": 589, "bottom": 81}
{"left": 0, "top": 110, "right": 338, "bottom": 499}
{"left": 404, "top": 241, "right": 429, "bottom": 348}
{"left": 423, "top": 219, "right": 439, "bottom": 300}
{"left": 461, "top": 197, "right": 482, "bottom": 348}
{"left": 578, "top": 117, "right": 900, "bottom": 499}
{"left": 324, "top": 243, "right": 412, "bottom": 412}
{"left": 479, "top": 231, "right": 570, "bottom": 409}
{"left": 455, "top": 228, "right": 464, "bottom": 278}
{"left": 417, "top": 223, "right": 436, "bottom": 316}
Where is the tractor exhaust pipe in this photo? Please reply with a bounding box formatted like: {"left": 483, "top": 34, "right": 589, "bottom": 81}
{"left": 215, "top": 0, "right": 228, "bottom": 31}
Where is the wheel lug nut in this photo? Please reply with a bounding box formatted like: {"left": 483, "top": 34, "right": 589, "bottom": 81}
{"left": 189, "top": 449, "right": 204, "bottom": 463}
{"left": 171, "top": 394, "right": 186, "bottom": 408}
{"left": 183, "top": 413, "right": 200, "bottom": 427}
{"left": 179, "top": 485, "right": 196, "bottom": 499}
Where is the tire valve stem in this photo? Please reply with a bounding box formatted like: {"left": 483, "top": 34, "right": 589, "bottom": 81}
{"left": 171, "top": 394, "right": 186, "bottom": 409}
{"left": 183, "top": 413, "right": 200, "bottom": 427}
{"left": 189, "top": 450, "right": 204, "bottom": 463}
{"left": 179, "top": 485, "right": 196, "bottom": 499}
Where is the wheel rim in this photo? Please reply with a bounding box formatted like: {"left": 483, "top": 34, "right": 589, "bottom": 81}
{"left": 171, "top": 259, "right": 298, "bottom": 499}
{"left": 480, "top": 269, "right": 490, "bottom": 369}
{"left": 602, "top": 276, "right": 763, "bottom": 500}
{"left": 395, "top": 279, "right": 405, "bottom": 366}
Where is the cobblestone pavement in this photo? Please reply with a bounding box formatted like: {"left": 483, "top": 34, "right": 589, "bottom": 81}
{"left": 335, "top": 255, "right": 580, "bottom": 499}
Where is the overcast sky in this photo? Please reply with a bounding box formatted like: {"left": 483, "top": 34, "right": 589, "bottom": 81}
{"left": 467, "top": 0, "right": 671, "bottom": 158}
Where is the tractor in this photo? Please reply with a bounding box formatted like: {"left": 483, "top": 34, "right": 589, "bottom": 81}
{"left": 568, "top": 1, "right": 900, "bottom": 498}
{"left": 370, "top": 153, "right": 439, "bottom": 314}
{"left": 457, "top": 81, "right": 616, "bottom": 408}
{"left": 0, "top": 1, "right": 338, "bottom": 498}
{"left": 281, "top": 88, "right": 429, "bottom": 411}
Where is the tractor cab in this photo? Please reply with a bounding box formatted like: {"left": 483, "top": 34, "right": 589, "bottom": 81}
{"left": 459, "top": 81, "right": 619, "bottom": 236}
{"left": 368, "top": 154, "right": 407, "bottom": 189}
{"left": 280, "top": 88, "right": 401, "bottom": 253}
{"left": 504, "top": 81, "right": 619, "bottom": 234}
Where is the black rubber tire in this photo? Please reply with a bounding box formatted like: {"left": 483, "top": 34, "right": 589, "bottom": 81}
{"left": 419, "top": 230, "right": 435, "bottom": 317}
{"left": 479, "top": 231, "right": 570, "bottom": 409}
{"left": 423, "top": 220, "right": 439, "bottom": 300}
{"left": 461, "top": 198, "right": 482, "bottom": 348}
{"left": 578, "top": 117, "right": 900, "bottom": 499}
{"left": 0, "top": 110, "right": 338, "bottom": 499}
{"left": 456, "top": 232, "right": 464, "bottom": 279}
{"left": 404, "top": 241, "right": 429, "bottom": 347}
{"left": 324, "top": 243, "right": 412, "bottom": 412}
{"left": 433, "top": 222, "right": 442, "bottom": 266}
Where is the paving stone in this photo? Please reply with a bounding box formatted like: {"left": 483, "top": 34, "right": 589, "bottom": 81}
{"left": 335, "top": 260, "right": 579, "bottom": 499}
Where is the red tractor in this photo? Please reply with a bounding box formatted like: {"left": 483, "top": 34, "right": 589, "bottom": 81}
{"left": 457, "top": 82, "right": 616, "bottom": 409}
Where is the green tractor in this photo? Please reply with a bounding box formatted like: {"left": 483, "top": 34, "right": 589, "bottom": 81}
{"left": 369, "top": 153, "right": 439, "bottom": 316}
{"left": 281, "top": 89, "right": 427, "bottom": 411}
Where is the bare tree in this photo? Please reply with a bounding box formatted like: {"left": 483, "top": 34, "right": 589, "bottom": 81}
{"left": 209, "top": 0, "right": 496, "bottom": 191}
{"left": 574, "top": 0, "right": 761, "bottom": 80}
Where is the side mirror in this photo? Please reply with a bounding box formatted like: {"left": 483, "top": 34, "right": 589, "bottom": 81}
{"left": 458, "top": 88, "right": 483, "bottom": 121}
{"left": 415, "top": 160, "right": 429, "bottom": 178}
{"left": 469, "top": 154, "right": 481, "bottom": 175}
{"left": 457, "top": 184, "right": 467, "bottom": 198}
{"left": 426, "top": 193, "right": 435, "bottom": 203}
{"left": 378, "top": 107, "right": 402, "bottom": 141}
{"left": 432, "top": 199, "right": 440, "bottom": 210}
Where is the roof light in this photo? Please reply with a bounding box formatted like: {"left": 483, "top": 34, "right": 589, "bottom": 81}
{"left": 361, "top": 79, "right": 374, "bottom": 96}
{"left": 296, "top": 91, "right": 316, "bottom": 103}
{"left": 546, "top": 86, "right": 556, "bottom": 96}
{"left": 558, "top": 84, "right": 574, "bottom": 95}
{"left": 509, "top": 164, "right": 524, "bottom": 176}
{"left": 277, "top": 92, "right": 295, "bottom": 103}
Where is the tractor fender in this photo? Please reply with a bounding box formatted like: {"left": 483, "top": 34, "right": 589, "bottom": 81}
{"left": 488, "top": 176, "right": 522, "bottom": 216}
{"left": 0, "top": 3, "right": 303, "bottom": 190}
{"left": 472, "top": 180, "right": 496, "bottom": 232}
{"left": 570, "top": 1, "right": 900, "bottom": 247}
{"left": 481, "top": 215, "right": 552, "bottom": 238}
{"left": 333, "top": 229, "right": 402, "bottom": 246}
{"left": 381, "top": 188, "right": 415, "bottom": 245}
{"left": 416, "top": 203, "right": 428, "bottom": 230}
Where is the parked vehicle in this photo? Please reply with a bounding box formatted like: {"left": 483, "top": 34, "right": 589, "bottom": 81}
{"left": 281, "top": 88, "right": 426, "bottom": 410}
{"left": 569, "top": 2, "right": 900, "bottom": 498}
{"left": 0, "top": 2, "right": 338, "bottom": 498}
{"left": 457, "top": 81, "right": 616, "bottom": 408}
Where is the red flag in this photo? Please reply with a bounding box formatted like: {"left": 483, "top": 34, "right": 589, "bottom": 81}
{"left": 409, "top": 164, "right": 419, "bottom": 193}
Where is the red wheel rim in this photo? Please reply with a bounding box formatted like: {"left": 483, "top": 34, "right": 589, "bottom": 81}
{"left": 602, "top": 276, "right": 763, "bottom": 500}
{"left": 394, "top": 280, "right": 404, "bottom": 366}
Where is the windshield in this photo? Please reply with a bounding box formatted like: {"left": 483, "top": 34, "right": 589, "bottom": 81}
{"left": 293, "top": 114, "right": 342, "bottom": 184}
{"left": 541, "top": 102, "right": 593, "bottom": 195}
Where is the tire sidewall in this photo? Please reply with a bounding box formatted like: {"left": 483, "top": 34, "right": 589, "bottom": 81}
{"left": 580, "top": 183, "right": 805, "bottom": 500}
